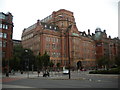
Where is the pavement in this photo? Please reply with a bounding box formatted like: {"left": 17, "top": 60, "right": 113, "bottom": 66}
{"left": 1, "top": 70, "right": 119, "bottom": 81}
{"left": 1, "top": 70, "right": 119, "bottom": 88}
{"left": 2, "top": 70, "right": 118, "bottom": 77}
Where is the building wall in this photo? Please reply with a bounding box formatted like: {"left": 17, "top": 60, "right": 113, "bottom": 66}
{"left": 0, "top": 12, "right": 13, "bottom": 60}
{"left": 13, "top": 39, "right": 21, "bottom": 46}
{"left": 118, "top": 1, "right": 120, "bottom": 38}
{"left": 94, "top": 29, "right": 120, "bottom": 67}
{"left": 22, "top": 9, "right": 120, "bottom": 68}
{"left": 21, "top": 9, "right": 96, "bottom": 68}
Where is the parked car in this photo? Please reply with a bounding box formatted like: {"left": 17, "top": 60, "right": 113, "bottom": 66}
{"left": 63, "top": 69, "right": 69, "bottom": 74}
{"left": 80, "top": 68, "right": 87, "bottom": 71}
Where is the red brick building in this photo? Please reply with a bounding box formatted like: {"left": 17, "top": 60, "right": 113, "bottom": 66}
{"left": 93, "top": 28, "right": 120, "bottom": 67}
{"left": 0, "top": 12, "right": 13, "bottom": 72}
{"left": 0, "top": 12, "right": 14, "bottom": 60}
{"left": 21, "top": 9, "right": 96, "bottom": 68}
{"left": 13, "top": 39, "right": 21, "bottom": 46}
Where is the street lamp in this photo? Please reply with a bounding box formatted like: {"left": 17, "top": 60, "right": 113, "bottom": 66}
{"left": 32, "top": 64, "right": 34, "bottom": 74}
{"left": 25, "top": 49, "right": 29, "bottom": 78}
{"left": 67, "top": 18, "right": 71, "bottom": 79}
{"left": 68, "top": 35, "right": 71, "bottom": 79}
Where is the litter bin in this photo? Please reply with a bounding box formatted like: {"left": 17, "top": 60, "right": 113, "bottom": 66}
{"left": 21, "top": 71, "right": 23, "bottom": 74}
{"left": 6, "top": 72, "right": 9, "bottom": 77}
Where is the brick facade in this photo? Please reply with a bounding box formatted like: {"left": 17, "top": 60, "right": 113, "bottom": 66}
{"left": 13, "top": 39, "right": 21, "bottom": 46}
{"left": 94, "top": 28, "right": 120, "bottom": 67}
{"left": 21, "top": 9, "right": 120, "bottom": 68}
{"left": 0, "top": 12, "right": 13, "bottom": 60}
{"left": 21, "top": 9, "right": 96, "bottom": 68}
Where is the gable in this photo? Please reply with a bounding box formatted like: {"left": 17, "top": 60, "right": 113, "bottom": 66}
{"left": 69, "top": 24, "right": 79, "bottom": 34}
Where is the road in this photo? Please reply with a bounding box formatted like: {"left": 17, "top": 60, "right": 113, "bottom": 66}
{"left": 1, "top": 70, "right": 119, "bottom": 88}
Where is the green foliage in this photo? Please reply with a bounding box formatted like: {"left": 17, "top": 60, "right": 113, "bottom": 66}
{"left": 89, "top": 68, "right": 120, "bottom": 74}
{"left": 115, "top": 56, "right": 120, "bottom": 67}
{"left": 10, "top": 46, "right": 51, "bottom": 71}
{"left": 9, "top": 45, "right": 23, "bottom": 70}
{"left": 56, "top": 63, "right": 61, "bottom": 68}
{"left": 42, "top": 52, "right": 50, "bottom": 68}
{"left": 9, "top": 45, "right": 35, "bottom": 71}
{"left": 36, "top": 55, "right": 43, "bottom": 70}
{"left": 36, "top": 51, "right": 50, "bottom": 70}
{"left": 9, "top": 56, "right": 21, "bottom": 70}
{"left": 49, "top": 61, "right": 54, "bottom": 67}
{"left": 96, "top": 56, "right": 109, "bottom": 67}
{"left": 13, "top": 45, "right": 24, "bottom": 60}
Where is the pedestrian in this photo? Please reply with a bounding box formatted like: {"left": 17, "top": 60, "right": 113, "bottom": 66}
{"left": 47, "top": 71, "right": 49, "bottom": 77}
{"left": 21, "top": 70, "right": 23, "bottom": 74}
{"left": 11, "top": 69, "right": 15, "bottom": 75}
{"left": 38, "top": 70, "right": 40, "bottom": 77}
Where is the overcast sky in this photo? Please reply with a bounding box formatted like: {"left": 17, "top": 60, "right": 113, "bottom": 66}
{"left": 0, "top": 0, "right": 119, "bottom": 40}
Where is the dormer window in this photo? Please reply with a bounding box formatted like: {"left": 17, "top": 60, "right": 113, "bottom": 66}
{"left": 0, "top": 13, "right": 6, "bottom": 19}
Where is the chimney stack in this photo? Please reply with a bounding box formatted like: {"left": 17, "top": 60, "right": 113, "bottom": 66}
{"left": 88, "top": 29, "right": 90, "bottom": 35}
{"left": 92, "top": 33, "right": 95, "bottom": 36}
{"left": 103, "top": 30, "right": 106, "bottom": 33}
{"left": 109, "top": 35, "right": 111, "bottom": 39}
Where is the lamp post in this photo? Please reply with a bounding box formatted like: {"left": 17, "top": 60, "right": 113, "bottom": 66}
{"left": 67, "top": 18, "right": 71, "bottom": 79}
{"left": 68, "top": 33, "right": 71, "bottom": 79}
{"left": 25, "top": 49, "right": 29, "bottom": 78}
{"left": 32, "top": 64, "right": 34, "bottom": 74}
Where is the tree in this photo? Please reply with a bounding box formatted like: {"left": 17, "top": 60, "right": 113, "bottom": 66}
{"left": 35, "top": 51, "right": 50, "bottom": 73}
{"left": 115, "top": 56, "right": 120, "bottom": 67}
{"left": 96, "top": 56, "right": 109, "bottom": 69}
{"left": 22, "top": 49, "right": 35, "bottom": 71}
{"left": 49, "top": 61, "right": 54, "bottom": 71}
{"left": 9, "top": 56, "right": 21, "bottom": 71}
{"left": 56, "top": 63, "right": 61, "bottom": 71}
{"left": 57, "top": 63, "right": 60, "bottom": 68}
{"left": 42, "top": 52, "right": 50, "bottom": 69}
{"left": 9, "top": 45, "right": 35, "bottom": 71}
{"left": 9, "top": 45, "right": 23, "bottom": 71}
{"left": 49, "top": 61, "right": 54, "bottom": 68}
{"left": 36, "top": 55, "right": 43, "bottom": 70}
